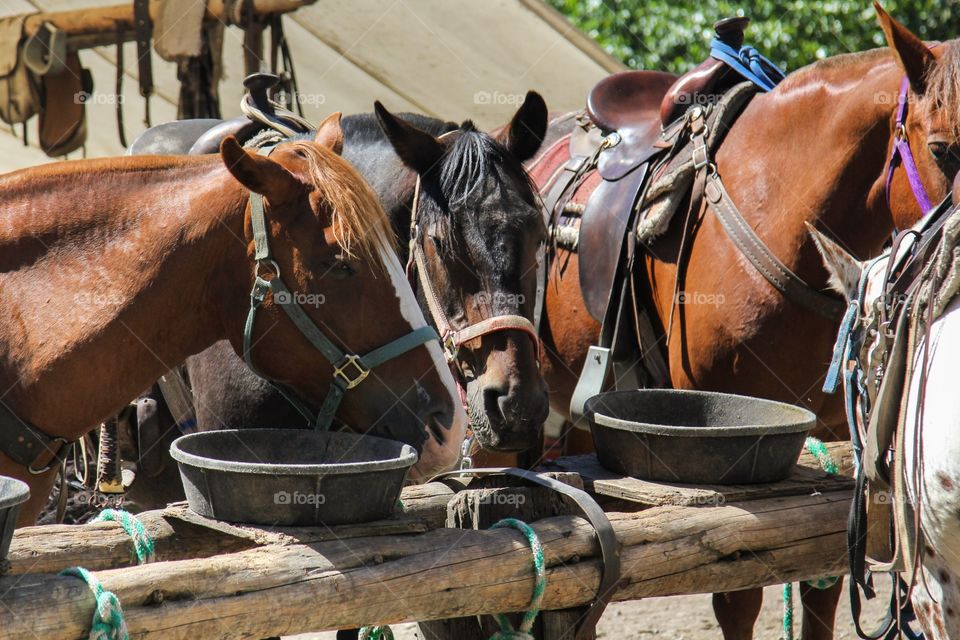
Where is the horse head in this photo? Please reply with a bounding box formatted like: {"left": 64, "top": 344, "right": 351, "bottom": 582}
{"left": 219, "top": 114, "right": 467, "bottom": 477}
{"left": 875, "top": 2, "right": 960, "bottom": 229}
{"left": 373, "top": 96, "right": 551, "bottom": 452}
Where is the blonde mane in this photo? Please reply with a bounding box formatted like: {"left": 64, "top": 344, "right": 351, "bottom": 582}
{"left": 923, "top": 39, "right": 960, "bottom": 140}
{"left": 285, "top": 139, "right": 397, "bottom": 268}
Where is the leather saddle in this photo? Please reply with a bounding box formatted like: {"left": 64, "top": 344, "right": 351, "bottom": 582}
{"left": 577, "top": 17, "right": 754, "bottom": 321}
{"left": 128, "top": 72, "right": 308, "bottom": 156}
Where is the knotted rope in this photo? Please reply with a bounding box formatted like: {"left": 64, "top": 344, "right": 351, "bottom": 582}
{"left": 93, "top": 509, "right": 155, "bottom": 564}
{"left": 60, "top": 510, "right": 153, "bottom": 640}
{"left": 782, "top": 437, "right": 840, "bottom": 639}
{"left": 488, "top": 518, "right": 547, "bottom": 640}
{"left": 60, "top": 567, "right": 129, "bottom": 640}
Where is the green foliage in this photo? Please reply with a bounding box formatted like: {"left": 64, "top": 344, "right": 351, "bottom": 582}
{"left": 547, "top": 0, "right": 959, "bottom": 74}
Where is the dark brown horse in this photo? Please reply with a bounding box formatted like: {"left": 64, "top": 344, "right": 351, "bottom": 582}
{"left": 529, "top": 6, "right": 958, "bottom": 639}
{"left": 0, "top": 118, "right": 466, "bottom": 525}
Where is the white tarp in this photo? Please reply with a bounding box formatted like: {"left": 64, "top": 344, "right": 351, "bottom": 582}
{"left": 0, "top": 0, "right": 622, "bottom": 172}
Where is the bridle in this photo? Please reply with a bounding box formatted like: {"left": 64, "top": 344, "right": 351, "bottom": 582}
{"left": 404, "top": 147, "right": 543, "bottom": 375}
{"left": 242, "top": 144, "right": 441, "bottom": 430}
{"left": 885, "top": 75, "right": 935, "bottom": 220}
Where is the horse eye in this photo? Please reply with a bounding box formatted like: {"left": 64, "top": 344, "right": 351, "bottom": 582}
{"left": 929, "top": 141, "right": 949, "bottom": 160}
{"left": 430, "top": 235, "right": 443, "bottom": 253}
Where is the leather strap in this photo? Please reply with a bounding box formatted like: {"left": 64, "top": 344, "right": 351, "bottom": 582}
{"left": 0, "top": 399, "right": 73, "bottom": 474}
{"left": 704, "top": 172, "right": 847, "bottom": 321}
{"left": 133, "top": 0, "right": 153, "bottom": 127}
{"left": 431, "top": 467, "right": 622, "bottom": 640}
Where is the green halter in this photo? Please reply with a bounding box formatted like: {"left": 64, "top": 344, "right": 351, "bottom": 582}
{"left": 242, "top": 145, "right": 439, "bottom": 430}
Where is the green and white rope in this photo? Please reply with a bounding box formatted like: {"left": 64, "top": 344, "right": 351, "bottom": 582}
{"left": 359, "top": 625, "right": 394, "bottom": 640}
{"left": 488, "top": 518, "right": 547, "bottom": 640}
{"left": 804, "top": 436, "right": 839, "bottom": 476}
{"left": 60, "top": 567, "right": 129, "bottom": 640}
{"left": 782, "top": 437, "right": 842, "bottom": 639}
{"left": 93, "top": 509, "right": 155, "bottom": 564}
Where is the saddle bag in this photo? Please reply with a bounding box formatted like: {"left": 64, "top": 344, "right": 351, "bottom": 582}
{"left": 0, "top": 15, "right": 40, "bottom": 126}
{"left": 39, "top": 52, "right": 92, "bottom": 157}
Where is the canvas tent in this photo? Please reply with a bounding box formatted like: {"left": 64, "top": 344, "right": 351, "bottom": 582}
{"left": 0, "top": 0, "right": 623, "bottom": 172}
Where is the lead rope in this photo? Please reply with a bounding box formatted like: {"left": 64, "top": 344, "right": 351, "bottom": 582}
{"left": 782, "top": 437, "right": 840, "bottom": 640}
{"left": 488, "top": 518, "right": 547, "bottom": 640}
{"left": 59, "top": 510, "right": 154, "bottom": 640}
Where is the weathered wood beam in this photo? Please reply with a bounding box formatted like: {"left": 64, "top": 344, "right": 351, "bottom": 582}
{"left": 22, "top": 0, "right": 316, "bottom": 51}
{"left": 4, "top": 481, "right": 455, "bottom": 576}
{"left": 0, "top": 491, "right": 851, "bottom": 639}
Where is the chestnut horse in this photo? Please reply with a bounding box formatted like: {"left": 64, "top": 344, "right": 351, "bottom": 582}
{"left": 182, "top": 98, "right": 550, "bottom": 452}
{"left": 529, "top": 7, "right": 958, "bottom": 640}
{"left": 0, "top": 117, "right": 466, "bottom": 525}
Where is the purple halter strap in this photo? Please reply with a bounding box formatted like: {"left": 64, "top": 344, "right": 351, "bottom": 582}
{"left": 885, "top": 76, "right": 934, "bottom": 216}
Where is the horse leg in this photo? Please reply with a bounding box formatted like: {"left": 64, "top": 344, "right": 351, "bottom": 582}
{"left": 799, "top": 578, "right": 843, "bottom": 640}
{"left": 712, "top": 588, "right": 762, "bottom": 640}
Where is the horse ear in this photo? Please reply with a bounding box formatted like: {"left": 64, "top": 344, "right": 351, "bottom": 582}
{"left": 220, "top": 135, "right": 303, "bottom": 205}
{"left": 874, "top": 2, "right": 938, "bottom": 94}
{"left": 315, "top": 112, "right": 344, "bottom": 154}
{"left": 806, "top": 222, "right": 863, "bottom": 302}
{"left": 498, "top": 91, "right": 548, "bottom": 163}
{"left": 374, "top": 101, "right": 445, "bottom": 175}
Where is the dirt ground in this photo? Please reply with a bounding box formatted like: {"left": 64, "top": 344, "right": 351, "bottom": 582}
{"left": 294, "top": 580, "right": 895, "bottom": 640}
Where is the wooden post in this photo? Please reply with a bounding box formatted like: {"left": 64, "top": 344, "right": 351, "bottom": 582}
{"left": 22, "top": 0, "right": 315, "bottom": 51}
{"left": 418, "top": 472, "right": 595, "bottom": 640}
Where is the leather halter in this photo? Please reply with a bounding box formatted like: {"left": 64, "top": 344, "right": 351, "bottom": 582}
{"left": 242, "top": 144, "right": 440, "bottom": 430}
{"left": 886, "top": 77, "right": 934, "bottom": 217}
{"left": 404, "top": 168, "right": 541, "bottom": 369}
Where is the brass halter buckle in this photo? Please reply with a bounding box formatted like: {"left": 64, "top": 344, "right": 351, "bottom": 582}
{"left": 333, "top": 354, "right": 370, "bottom": 389}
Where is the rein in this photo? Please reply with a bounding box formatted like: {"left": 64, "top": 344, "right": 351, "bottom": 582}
{"left": 404, "top": 168, "right": 542, "bottom": 375}
{"left": 241, "top": 144, "right": 440, "bottom": 430}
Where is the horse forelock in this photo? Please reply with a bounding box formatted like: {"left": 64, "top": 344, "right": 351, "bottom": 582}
{"left": 923, "top": 39, "right": 960, "bottom": 140}
{"left": 285, "top": 140, "right": 397, "bottom": 270}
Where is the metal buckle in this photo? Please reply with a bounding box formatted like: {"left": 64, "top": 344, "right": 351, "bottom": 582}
{"left": 895, "top": 124, "right": 907, "bottom": 142}
{"left": 442, "top": 333, "right": 459, "bottom": 362}
{"left": 28, "top": 437, "right": 70, "bottom": 475}
{"left": 333, "top": 354, "right": 370, "bottom": 389}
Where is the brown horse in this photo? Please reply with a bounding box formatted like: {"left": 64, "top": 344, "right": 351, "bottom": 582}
{"left": 0, "top": 116, "right": 466, "bottom": 526}
{"left": 530, "top": 6, "right": 958, "bottom": 640}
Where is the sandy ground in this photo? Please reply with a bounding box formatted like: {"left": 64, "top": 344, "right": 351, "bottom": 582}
{"left": 292, "top": 580, "right": 897, "bottom": 640}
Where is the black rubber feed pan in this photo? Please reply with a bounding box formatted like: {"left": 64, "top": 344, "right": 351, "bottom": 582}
{"left": 170, "top": 429, "right": 417, "bottom": 526}
{"left": 1, "top": 475, "right": 29, "bottom": 564}
{"left": 585, "top": 389, "right": 815, "bottom": 484}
